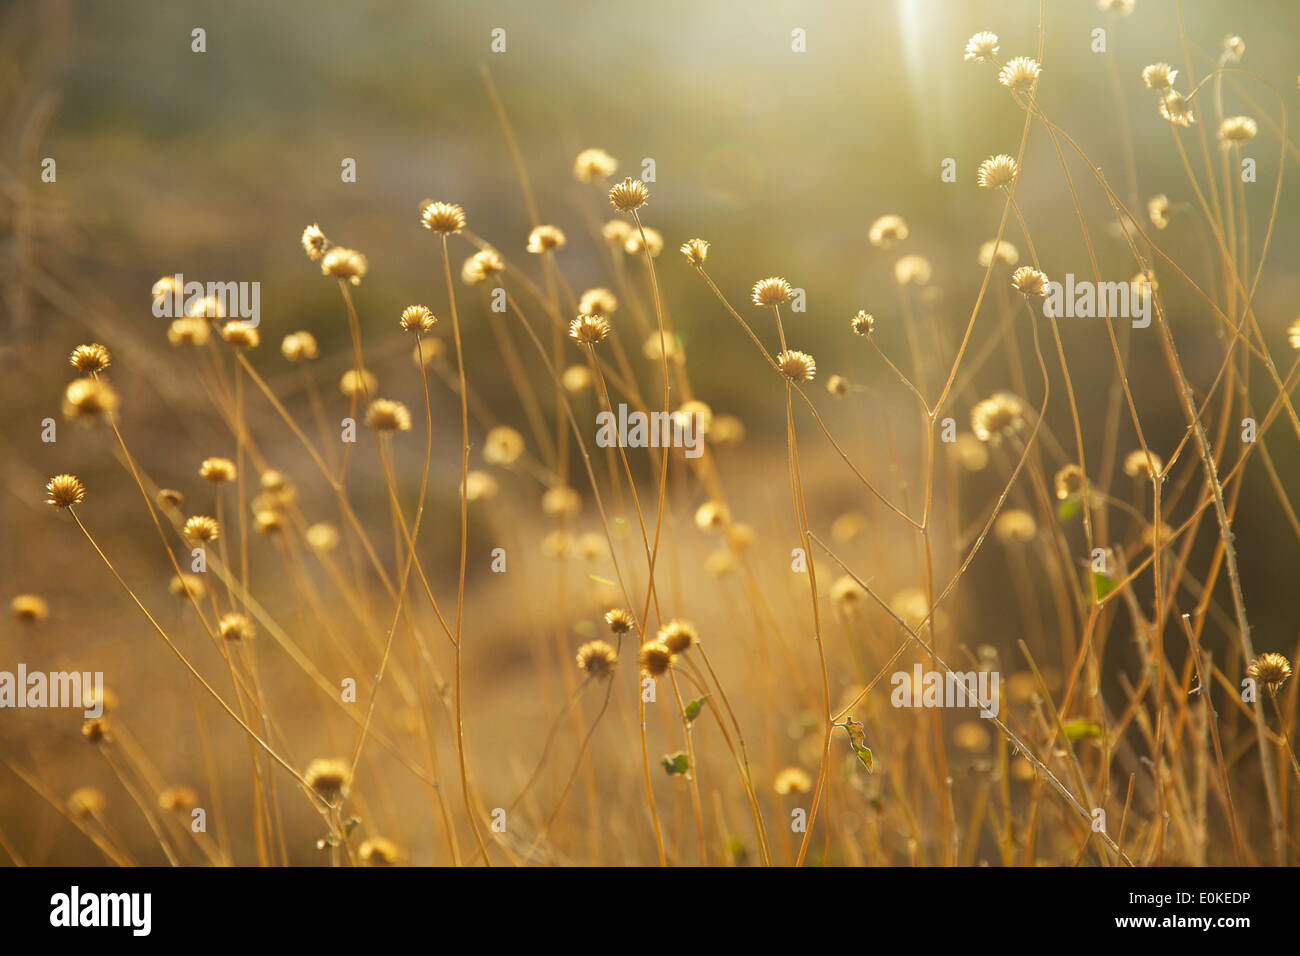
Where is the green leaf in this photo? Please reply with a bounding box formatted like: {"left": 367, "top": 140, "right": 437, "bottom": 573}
{"left": 1062, "top": 718, "right": 1102, "bottom": 741}
{"left": 1057, "top": 498, "right": 1081, "bottom": 521}
{"left": 661, "top": 752, "right": 690, "bottom": 776}
{"left": 1092, "top": 570, "right": 1118, "bottom": 602}
{"left": 855, "top": 746, "right": 873, "bottom": 773}
{"left": 684, "top": 697, "right": 706, "bottom": 723}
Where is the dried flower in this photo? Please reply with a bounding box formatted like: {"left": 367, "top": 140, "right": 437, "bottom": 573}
{"left": 420, "top": 201, "right": 466, "bottom": 235}
{"left": 850, "top": 311, "right": 875, "bottom": 335}
{"left": 971, "top": 392, "right": 1026, "bottom": 443}
{"left": 365, "top": 398, "right": 411, "bottom": 433}
{"left": 68, "top": 787, "right": 106, "bottom": 817}
{"left": 183, "top": 515, "right": 220, "bottom": 543}
{"left": 623, "top": 227, "right": 663, "bottom": 257}
{"left": 1249, "top": 652, "right": 1293, "bottom": 694}
{"left": 542, "top": 485, "right": 581, "bottom": 516}
{"left": 831, "top": 575, "right": 867, "bottom": 615}
{"left": 304, "top": 757, "right": 352, "bottom": 803}
{"left": 221, "top": 321, "right": 260, "bottom": 349}
{"left": 894, "top": 255, "right": 932, "bottom": 286}
{"left": 978, "top": 154, "right": 1019, "bottom": 189}
{"left": 1219, "top": 115, "right": 1257, "bottom": 143}
{"left": 994, "top": 510, "right": 1038, "bottom": 543}
{"left": 45, "top": 474, "right": 86, "bottom": 509}
{"left": 639, "top": 640, "right": 674, "bottom": 677}
{"left": 169, "top": 573, "right": 206, "bottom": 600}
{"left": 63, "top": 377, "right": 119, "bottom": 423}
{"left": 751, "top": 277, "right": 793, "bottom": 307}
{"left": 1223, "top": 35, "right": 1245, "bottom": 62}
{"left": 321, "top": 247, "right": 368, "bottom": 284}
{"left": 605, "top": 608, "right": 634, "bottom": 634}
{"left": 306, "top": 523, "right": 340, "bottom": 552}
{"left": 1287, "top": 318, "right": 1300, "bottom": 351}
{"left": 12, "top": 594, "right": 49, "bottom": 623}
{"left": 601, "top": 219, "right": 632, "bottom": 247}
{"left": 680, "top": 238, "right": 710, "bottom": 266}
{"left": 359, "top": 837, "right": 402, "bottom": 866}
{"left": 777, "top": 349, "right": 817, "bottom": 383}
{"left": 281, "top": 331, "right": 319, "bottom": 361}
{"left": 1123, "top": 449, "right": 1163, "bottom": 478}
{"left": 1159, "top": 91, "right": 1196, "bottom": 126}
{"left": 1141, "top": 63, "right": 1178, "bottom": 92}
{"left": 963, "top": 32, "right": 999, "bottom": 63}
{"left": 577, "top": 640, "right": 618, "bottom": 679}
{"left": 1010, "top": 266, "right": 1048, "bottom": 297}
{"left": 998, "top": 56, "right": 1041, "bottom": 92}
{"left": 70, "top": 344, "right": 111, "bottom": 373}
{"left": 826, "top": 374, "right": 850, "bottom": 396}
{"left": 1053, "top": 464, "right": 1086, "bottom": 500}
{"left": 659, "top": 620, "right": 697, "bottom": 655}
{"left": 868, "top": 214, "right": 909, "bottom": 248}
{"left": 301, "top": 223, "right": 327, "bottom": 260}
{"left": 1147, "top": 194, "right": 1171, "bottom": 229}
{"left": 569, "top": 314, "right": 611, "bottom": 344}
{"left": 167, "top": 317, "right": 210, "bottom": 347}
{"left": 1098, "top": 0, "right": 1134, "bottom": 14}
{"left": 483, "top": 426, "right": 525, "bottom": 466}
{"left": 462, "top": 247, "right": 505, "bottom": 285}
{"left": 578, "top": 288, "right": 617, "bottom": 316}
{"left": 774, "top": 767, "right": 813, "bottom": 795}
{"left": 978, "top": 239, "right": 1020, "bottom": 267}
{"left": 574, "top": 147, "right": 618, "bottom": 182}
{"left": 608, "top": 177, "right": 649, "bottom": 212}
{"left": 254, "top": 510, "right": 285, "bottom": 535}
{"left": 218, "top": 613, "right": 254, "bottom": 642}
{"left": 199, "top": 457, "right": 237, "bottom": 483}
{"left": 158, "top": 785, "right": 198, "bottom": 812}
{"left": 526, "top": 225, "right": 566, "bottom": 254}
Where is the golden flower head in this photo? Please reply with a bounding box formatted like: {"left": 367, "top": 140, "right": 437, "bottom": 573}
{"left": 1223, "top": 35, "right": 1245, "bottom": 61}
{"left": 82, "top": 718, "right": 110, "bottom": 744}
{"left": 280, "top": 331, "right": 319, "bottom": 362}
{"left": 608, "top": 177, "right": 649, "bottom": 212}
{"left": 604, "top": 608, "right": 634, "bottom": 634}
{"left": 1141, "top": 63, "right": 1178, "bottom": 92}
{"left": 831, "top": 575, "right": 867, "bottom": 615}
{"left": 221, "top": 321, "right": 260, "bottom": 349}
{"left": 868, "top": 214, "right": 909, "bottom": 248}
{"left": 1249, "top": 652, "right": 1293, "bottom": 694}
{"left": 638, "top": 640, "right": 675, "bottom": 677}
{"left": 254, "top": 510, "right": 286, "bottom": 535}
{"left": 359, "top": 837, "right": 402, "bottom": 866}
{"left": 1218, "top": 115, "right": 1257, "bottom": 143}
{"left": 971, "top": 391, "right": 1026, "bottom": 443}
{"left": 483, "top": 426, "right": 525, "bottom": 466}
{"left": 186, "top": 295, "right": 224, "bottom": 321}
{"left": 578, "top": 287, "right": 618, "bottom": 316}
{"left": 826, "top": 374, "right": 850, "bottom": 397}
{"left": 261, "top": 469, "right": 289, "bottom": 492}
{"left": 420, "top": 200, "right": 466, "bottom": 235}
{"left": 218, "top": 612, "right": 254, "bottom": 642}
{"left": 694, "top": 500, "right": 729, "bottom": 532}
{"left": 365, "top": 398, "right": 412, "bottom": 432}
{"left": 63, "top": 377, "right": 119, "bottom": 423}
{"left": 1147, "top": 194, "right": 1171, "bottom": 229}
{"left": 894, "top": 255, "right": 932, "bottom": 286}
{"left": 601, "top": 219, "right": 633, "bottom": 247}
{"left": 45, "top": 474, "right": 86, "bottom": 509}
{"left": 70, "top": 343, "right": 111, "bottom": 373}
{"left": 183, "top": 515, "right": 220, "bottom": 543}
{"left": 994, "top": 509, "right": 1038, "bottom": 543}
{"left": 306, "top": 522, "right": 340, "bottom": 552}
{"left": 576, "top": 640, "right": 618, "bottom": 679}
{"left": 169, "top": 573, "right": 206, "bottom": 600}
{"left": 400, "top": 304, "right": 436, "bottom": 334}
{"left": 167, "top": 316, "right": 210, "bottom": 347}
{"left": 321, "top": 247, "right": 368, "bottom": 284}
{"left": 304, "top": 757, "right": 352, "bottom": 803}
{"left": 954, "top": 720, "right": 992, "bottom": 754}
{"left": 774, "top": 767, "right": 813, "bottom": 795}
{"left": 301, "top": 223, "right": 327, "bottom": 261}
{"left": 158, "top": 785, "right": 198, "bottom": 812}
{"left": 461, "top": 247, "right": 505, "bottom": 285}
{"left": 998, "top": 56, "right": 1041, "bottom": 92}
{"left": 978, "top": 239, "right": 1020, "bottom": 267}
{"left": 659, "top": 619, "right": 698, "bottom": 655}
{"left": 569, "top": 314, "right": 611, "bottom": 345}
{"left": 1010, "top": 265, "right": 1049, "bottom": 296}
{"left": 676, "top": 399, "right": 712, "bottom": 437}
{"left": 963, "top": 31, "right": 999, "bottom": 63}
{"left": 978, "top": 154, "right": 1019, "bottom": 189}
{"left": 1123, "top": 449, "right": 1163, "bottom": 478}
{"left": 542, "top": 485, "right": 581, "bottom": 516}
{"left": 850, "top": 310, "right": 875, "bottom": 335}
{"left": 574, "top": 147, "right": 618, "bottom": 182}
{"left": 1053, "top": 464, "right": 1086, "bottom": 501}
{"left": 1159, "top": 90, "right": 1196, "bottom": 126}
{"left": 12, "top": 594, "right": 50, "bottom": 623}
{"left": 680, "top": 238, "right": 710, "bottom": 266}
{"left": 199, "top": 457, "right": 237, "bottom": 483}
{"left": 68, "top": 787, "right": 106, "bottom": 818}
{"left": 463, "top": 471, "right": 498, "bottom": 502}
{"left": 526, "top": 225, "right": 566, "bottom": 254}
{"left": 777, "top": 349, "right": 817, "bottom": 383}
{"left": 751, "top": 276, "right": 793, "bottom": 307}
{"left": 623, "top": 226, "right": 663, "bottom": 257}
{"left": 340, "top": 368, "right": 377, "bottom": 398}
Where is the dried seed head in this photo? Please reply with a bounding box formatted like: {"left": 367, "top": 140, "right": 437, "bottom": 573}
{"left": 187, "top": 295, "right": 224, "bottom": 320}
{"left": 462, "top": 247, "right": 505, "bottom": 285}
{"left": 977, "top": 154, "right": 1019, "bottom": 189}
{"left": 321, "top": 247, "right": 368, "bottom": 284}
{"left": 608, "top": 177, "right": 649, "bottom": 212}
{"left": 463, "top": 470, "right": 498, "bottom": 502}
{"left": 1159, "top": 90, "right": 1196, "bottom": 126}
{"left": 868, "top": 214, "right": 909, "bottom": 248}
{"left": 359, "top": 837, "right": 402, "bottom": 866}
{"left": 63, "top": 377, "right": 119, "bottom": 423}
{"left": 1248, "top": 652, "right": 1292, "bottom": 694}
{"left": 963, "top": 31, "right": 1000, "bottom": 63}
{"left": 774, "top": 767, "right": 813, "bottom": 795}
{"left": 301, "top": 223, "right": 328, "bottom": 261}
{"left": 400, "top": 304, "right": 437, "bottom": 334}
{"left": 638, "top": 640, "right": 675, "bottom": 677}
{"left": 1141, "top": 63, "right": 1178, "bottom": 91}
{"left": 623, "top": 227, "right": 663, "bottom": 257}
{"left": 680, "top": 238, "right": 710, "bottom": 266}
{"left": 994, "top": 509, "right": 1038, "bottom": 543}
{"left": 659, "top": 619, "right": 698, "bottom": 655}
{"left": 894, "top": 255, "right": 932, "bottom": 286}
{"left": 601, "top": 219, "right": 633, "bottom": 247}
{"left": 831, "top": 575, "right": 867, "bottom": 615}
{"left": 45, "top": 474, "right": 86, "bottom": 509}
{"left": 578, "top": 287, "right": 618, "bottom": 316}
{"left": 1223, "top": 35, "right": 1245, "bottom": 61}
{"left": 605, "top": 608, "right": 634, "bottom": 634}
{"left": 199, "top": 457, "right": 237, "bottom": 483}
{"left": 363, "top": 396, "right": 411, "bottom": 431}
{"left": 971, "top": 391, "right": 1026, "bottom": 443}
{"left": 157, "top": 488, "right": 184, "bottom": 510}
{"left": 978, "top": 239, "right": 1020, "bottom": 267}
{"left": 82, "top": 718, "right": 110, "bottom": 744}
{"left": 1010, "top": 266, "right": 1048, "bottom": 296}
{"left": 1123, "top": 449, "right": 1163, "bottom": 478}
{"left": 776, "top": 349, "right": 817, "bottom": 383}
{"left": 998, "top": 56, "right": 1041, "bottom": 91}
{"left": 576, "top": 640, "right": 618, "bottom": 679}
{"left": 68, "top": 787, "right": 106, "bottom": 817}
{"left": 526, "top": 225, "right": 566, "bottom": 254}
{"left": 826, "top": 374, "right": 850, "bottom": 397}
{"left": 152, "top": 275, "right": 180, "bottom": 301}
{"left": 850, "top": 311, "right": 875, "bottom": 335}
{"left": 280, "top": 331, "right": 319, "bottom": 362}
{"left": 167, "top": 317, "right": 210, "bottom": 347}
{"left": 569, "top": 314, "right": 611, "bottom": 344}
{"left": 675, "top": 400, "right": 712, "bottom": 437}
{"left": 340, "top": 368, "right": 377, "bottom": 399}
{"left": 254, "top": 510, "right": 286, "bottom": 535}
{"left": 306, "top": 523, "right": 340, "bottom": 552}
{"left": 12, "top": 594, "right": 50, "bottom": 623}
{"left": 70, "top": 343, "right": 111, "bottom": 373}
{"left": 694, "top": 500, "right": 730, "bottom": 532}
{"left": 483, "top": 426, "right": 525, "bottom": 466}
{"left": 574, "top": 147, "right": 618, "bottom": 182}
{"left": 158, "top": 785, "right": 198, "bottom": 812}
{"left": 221, "top": 321, "right": 260, "bottom": 349}
{"left": 542, "top": 485, "right": 581, "bottom": 516}
{"left": 1218, "top": 115, "right": 1257, "bottom": 142}
{"left": 643, "top": 332, "right": 685, "bottom": 364}
{"left": 169, "top": 573, "right": 206, "bottom": 600}
{"left": 218, "top": 613, "right": 254, "bottom": 642}
{"left": 1147, "top": 194, "right": 1171, "bottom": 229}
{"left": 1053, "top": 464, "right": 1086, "bottom": 500}
{"left": 304, "top": 757, "right": 352, "bottom": 803}
{"left": 420, "top": 201, "right": 466, "bottom": 235}
{"left": 183, "top": 515, "right": 220, "bottom": 543}
{"left": 751, "top": 277, "right": 793, "bottom": 307}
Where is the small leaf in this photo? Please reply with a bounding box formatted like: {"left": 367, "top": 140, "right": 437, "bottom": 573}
{"left": 1057, "top": 498, "right": 1081, "bottom": 521}
{"left": 661, "top": 752, "right": 690, "bottom": 776}
{"left": 855, "top": 746, "right": 873, "bottom": 773}
{"left": 1062, "top": 718, "right": 1102, "bottom": 741}
{"left": 684, "top": 697, "right": 706, "bottom": 723}
{"left": 1092, "top": 570, "right": 1118, "bottom": 602}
